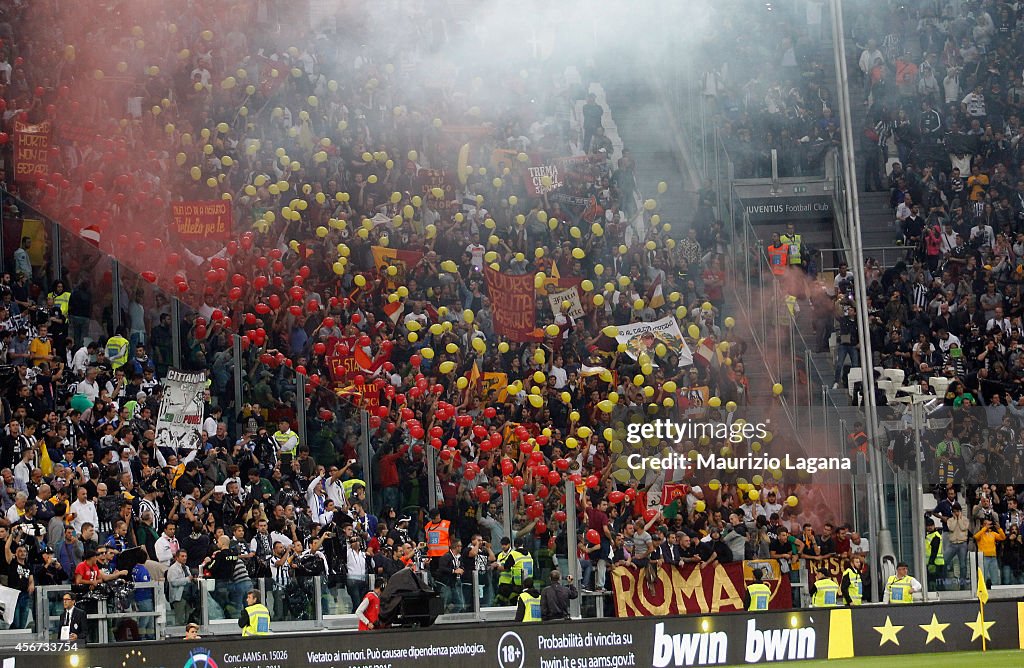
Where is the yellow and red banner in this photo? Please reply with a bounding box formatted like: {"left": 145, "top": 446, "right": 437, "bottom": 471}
{"left": 610, "top": 561, "right": 791, "bottom": 617}
{"left": 171, "top": 200, "right": 232, "bottom": 240}
{"left": 14, "top": 120, "right": 52, "bottom": 183}
{"left": 371, "top": 246, "right": 423, "bottom": 289}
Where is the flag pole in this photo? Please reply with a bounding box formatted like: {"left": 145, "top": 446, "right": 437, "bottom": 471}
{"left": 981, "top": 600, "right": 986, "bottom": 652}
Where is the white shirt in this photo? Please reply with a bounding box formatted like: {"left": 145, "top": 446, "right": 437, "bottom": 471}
{"left": 76, "top": 378, "right": 99, "bottom": 402}
{"left": 851, "top": 537, "right": 870, "bottom": 555}
{"left": 154, "top": 533, "right": 180, "bottom": 565}
{"left": 465, "top": 244, "right": 485, "bottom": 270}
{"left": 548, "top": 365, "right": 568, "bottom": 389}
{"left": 69, "top": 499, "right": 99, "bottom": 533}
{"left": 70, "top": 347, "right": 92, "bottom": 377}
{"left": 347, "top": 546, "right": 367, "bottom": 577}
{"left": 938, "top": 333, "right": 962, "bottom": 352}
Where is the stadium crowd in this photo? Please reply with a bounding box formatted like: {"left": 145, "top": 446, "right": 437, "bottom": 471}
{"left": 837, "top": 0, "right": 1024, "bottom": 590}
{"left": 1, "top": 0, "right": 1001, "bottom": 641}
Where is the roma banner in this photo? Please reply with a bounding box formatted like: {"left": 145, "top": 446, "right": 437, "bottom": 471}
{"left": 171, "top": 200, "right": 232, "bottom": 240}
{"left": 484, "top": 266, "right": 536, "bottom": 342}
{"left": 615, "top": 316, "right": 694, "bottom": 367}
{"left": 546, "top": 285, "right": 585, "bottom": 319}
{"left": 611, "top": 561, "right": 791, "bottom": 617}
{"left": 371, "top": 246, "right": 423, "bottom": 289}
{"left": 13, "top": 120, "right": 52, "bottom": 183}
{"left": 155, "top": 369, "right": 207, "bottom": 451}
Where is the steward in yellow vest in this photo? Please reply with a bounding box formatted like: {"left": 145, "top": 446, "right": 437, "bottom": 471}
{"left": 885, "top": 563, "right": 919, "bottom": 604}
{"left": 745, "top": 568, "right": 771, "bottom": 611}
{"left": 841, "top": 556, "right": 864, "bottom": 606}
{"left": 239, "top": 590, "right": 271, "bottom": 636}
{"left": 515, "top": 579, "right": 542, "bottom": 622}
{"left": 810, "top": 569, "right": 840, "bottom": 607}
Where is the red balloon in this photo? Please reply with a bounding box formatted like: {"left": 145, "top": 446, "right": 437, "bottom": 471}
{"left": 484, "top": 406, "right": 497, "bottom": 419}
{"left": 585, "top": 475, "right": 599, "bottom": 489}
{"left": 141, "top": 271, "right": 157, "bottom": 283}
{"left": 537, "top": 485, "right": 550, "bottom": 499}
{"left": 524, "top": 493, "right": 536, "bottom": 507}
{"left": 211, "top": 309, "right": 224, "bottom": 321}
{"left": 554, "top": 458, "right": 570, "bottom": 471}
{"left": 489, "top": 432, "right": 502, "bottom": 448}
{"left": 295, "top": 365, "right": 306, "bottom": 375}
{"left": 643, "top": 508, "right": 658, "bottom": 522}
{"left": 534, "top": 521, "right": 547, "bottom": 535}
{"left": 176, "top": 282, "right": 189, "bottom": 293}
{"left": 313, "top": 342, "right": 326, "bottom": 355}
{"left": 289, "top": 305, "right": 302, "bottom": 316}
{"left": 228, "top": 287, "right": 243, "bottom": 300}
{"left": 546, "top": 471, "right": 561, "bottom": 486}
{"left": 194, "top": 325, "right": 207, "bottom": 339}
{"left": 586, "top": 529, "right": 601, "bottom": 545}
{"left": 552, "top": 510, "right": 567, "bottom": 523}
{"left": 268, "top": 294, "right": 281, "bottom": 309}
{"left": 464, "top": 467, "right": 478, "bottom": 481}
{"left": 501, "top": 459, "right": 515, "bottom": 476}
{"left": 477, "top": 490, "right": 491, "bottom": 504}
{"left": 231, "top": 273, "right": 247, "bottom": 287}
{"left": 473, "top": 425, "right": 488, "bottom": 439}
{"left": 608, "top": 491, "right": 625, "bottom": 505}
{"left": 624, "top": 488, "right": 636, "bottom": 500}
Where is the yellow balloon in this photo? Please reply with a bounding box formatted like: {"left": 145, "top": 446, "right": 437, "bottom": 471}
{"left": 354, "top": 275, "right": 367, "bottom": 287}
{"left": 772, "top": 383, "right": 784, "bottom": 396}
{"left": 421, "top": 347, "right": 435, "bottom": 360}
{"left": 724, "top": 316, "right": 736, "bottom": 328}
{"left": 472, "top": 338, "right": 486, "bottom": 354}
{"left": 593, "top": 294, "right": 605, "bottom": 307}
{"left": 708, "top": 397, "right": 722, "bottom": 408}
{"left": 528, "top": 394, "right": 544, "bottom": 408}
{"left": 456, "top": 377, "right": 469, "bottom": 390}
{"left": 498, "top": 342, "right": 510, "bottom": 353}
{"left": 545, "top": 324, "right": 560, "bottom": 337}
{"left": 687, "top": 324, "right": 700, "bottom": 339}
{"left": 786, "top": 495, "right": 799, "bottom": 507}
{"left": 663, "top": 381, "right": 677, "bottom": 393}
{"left": 695, "top": 500, "right": 706, "bottom": 513}
{"left": 439, "top": 361, "right": 456, "bottom": 374}
{"left": 657, "top": 181, "right": 668, "bottom": 194}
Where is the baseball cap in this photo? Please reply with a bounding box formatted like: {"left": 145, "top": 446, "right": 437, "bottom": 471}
{"left": 214, "top": 485, "right": 226, "bottom": 494}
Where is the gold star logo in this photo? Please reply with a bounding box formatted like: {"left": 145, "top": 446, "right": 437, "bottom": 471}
{"left": 873, "top": 615, "right": 904, "bottom": 646}
{"left": 965, "top": 610, "right": 995, "bottom": 642}
{"left": 919, "top": 614, "right": 950, "bottom": 644}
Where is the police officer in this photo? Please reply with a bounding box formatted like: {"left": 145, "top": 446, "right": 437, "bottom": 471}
{"left": 745, "top": 568, "right": 771, "bottom": 611}
{"left": 885, "top": 562, "right": 922, "bottom": 603}
{"left": 809, "top": 568, "right": 841, "bottom": 608}
{"left": 514, "top": 577, "right": 541, "bottom": 622}
{"left": 840, "top": 556, "right": 863, "bottom": 606}
{"left": 238, "top": 590, "right": 271, "bottom": 636}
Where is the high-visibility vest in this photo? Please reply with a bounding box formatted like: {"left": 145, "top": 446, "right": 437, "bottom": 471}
{"left": 497, "top": 549, "right": 515, "bottom": 585}
{"left": 242, "top": 603, "right": 271, "bottom": 636}
{"left": 811, "top": 578, "right": 840, "bottom": 607}
{"left": 767, "top": 245, "right": 789, "bottom": 275}
{"left": 425, "top": 520, "right": 451, "bottom": 558}
{"left": 843, "top": 568, "right": 863, "bottom": 605}
{"left": 50, "top": 291, "right": 70, "bottom": 316}
{"left": 273, "top": 429, "right": 298, "bottom": 457}
{"left": 747, "top": 583, "right": 771, "bottom": 611}
{"left": 511, "top": 550, "right": 534, "bottom": 585}
{"left": 519, "top": 591, "right": 541, "bottom": 622}
{"left": 105, "top": 335, "right": 130, "bottom": 369}
{"left": 358, "top": 591, "right": 380, "bottom": 630}
{"left": 886, "top": 575, "right": 913, "bottom": 603}
{"left": 780, "top": 233, "right": 803, "bottom": 264}
{"left": 926, "top": 531, "right": 945, "bottom": 567}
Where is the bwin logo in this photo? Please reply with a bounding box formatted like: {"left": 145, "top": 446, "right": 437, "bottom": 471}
{"left": 652, "top": 622, "right": 728, "bottom": 666}
{"left": 744, "top": 619, "right": 816, "bottom": 662}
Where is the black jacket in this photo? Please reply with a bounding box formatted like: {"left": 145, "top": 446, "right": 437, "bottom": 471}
{"left": 59, "top": 605, "right": 88, "bottom": 643}
{"left": 540, "top": 582, "right": 578, "bottom": 621}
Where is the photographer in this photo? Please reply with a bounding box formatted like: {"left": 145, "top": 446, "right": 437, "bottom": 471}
{"left": 539, "top": 569, "right": 578, "bottom": 621}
